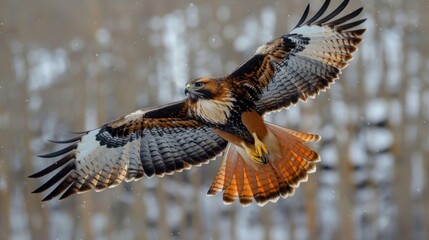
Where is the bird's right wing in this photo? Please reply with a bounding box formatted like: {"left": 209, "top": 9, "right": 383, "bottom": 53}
{"left": 30, "top": 100, "right": 228, "bottom": 201}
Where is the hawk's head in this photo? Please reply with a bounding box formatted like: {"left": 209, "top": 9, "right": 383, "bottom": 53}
{"left": 185, "top": 77, "right": 219, "bottom": 102}
{"left": 185, "top": 77, "right": 235, "bottom": 125}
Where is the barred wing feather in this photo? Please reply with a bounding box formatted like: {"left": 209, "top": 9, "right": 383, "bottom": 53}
{"left": 30, "top": 100, "right": 228, "bottom": 201}
{"left": 227, "top": 0, "right": 365, "bottom": 115}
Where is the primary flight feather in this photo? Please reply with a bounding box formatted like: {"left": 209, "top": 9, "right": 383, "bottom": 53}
{"left": 30, "top": 0, "right": 365, "bottom": 206}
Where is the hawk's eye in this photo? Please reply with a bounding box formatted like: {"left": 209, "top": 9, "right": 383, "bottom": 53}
{"left": 194, "top": 82, "right": 205, "bottom": 88}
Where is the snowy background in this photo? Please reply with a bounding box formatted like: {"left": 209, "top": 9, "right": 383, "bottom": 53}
{"left": 0, "top": 0, "right": 428, "bottom": 239}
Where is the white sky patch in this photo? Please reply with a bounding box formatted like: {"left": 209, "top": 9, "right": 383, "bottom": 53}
{"left": 372, "top": 153, "right": 394, "bottom": 183}
{"left": 389, "top": 99, "right": 402, "bottom": 127}
{"left": 365, "top": 99, "right": 388, "bottom": 123}
{"left": 0, "top": 175, "right": 5, "bottom": 192}
{"left": 349, "top": 137, "right": 367, "bottom": 166}
{"left": 27, "top": 48, "right": 69, "bottom": 92}
{"left": 49, "top": 211, "right": 73, "bottom": 239}
{"left": 149, "top": 16, "right": 163, "bottom": 31}
{"left": 222, "top": 24, "right": 236, "bottom": 40}
{"left": 331, "top": 100, "right": 348, "bottom": 126}
{"left": 95, "top": 28, "right": 112, "bottom": 47}
{"left": 317, "top": 186, "right": 340, "bottom": 239}
{"left": 28, "top": 92, "right": 42, "bottom": 112}
{"left": 186, "top": 3, "right": 199, "bottom": 28}
{"left": 321, "top": 144, "right": 338, "bottom": 166}
{"left": 159, "top": 10, "right": 189, "bottom": 102}
{"left": 85, "top": 105, "right": 98, "bottom": 130}
{"left": 234, "top": 17, "right": 259, "bottom": 52}
{"left": 70, "top": 37, "right": 84, "bottom": 52}
{"left": 92, "top": 213, "right": 108, "bottom": 239}
{"left": 11, "top": 41, "right": 26, "bottom": 82}
{"left": 361, "top": 17, "right": 382, "bottom": 97}
{"left": 405, "top": 78, "right": 420, "bottom": 119}
{"left": 144, "top": 190, "right": 159, "bottom": 222}
{"left": 366, "top": 128, "right": 393, "bottom": 153}
{"left": 236, "top": 207, "right": 264, "bottom": 240}
{"left": 259, "top": 6, "right": 276, "bottom": 42}
{"left": 383, "top": 28, "right": 403, "bottom": 93}
{"left": 209, "top": 35, "right": 222, "bottom": 49}
{"left": 166, "top": 202, "right": 182, "bottom": 228}
{"left": 216, "top": 5, "right": 230, "bottom": 22}
{"left": 320, "top": 144, "right": 340, "bottom": 186}
{"left": 406, "top": 48, "right": 420, "bottom": 76}
{"left": 411, "top": 153, "right": 425, "bottom": 197}
{"left": 284, "top": 105, "right": 301, "bottom": 126}
{"left": 423, "top": 90, "right": 429, "bottom": 120}
{"left": 405, "top": 124, "right": 418, "bottom": 144}
{"left": 10, "top": 190, "right": 31, "bottom": 240}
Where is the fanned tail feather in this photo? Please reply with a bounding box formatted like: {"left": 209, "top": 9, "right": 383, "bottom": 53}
{"left": 207, "top": 123, "right": 320, "bottom": 206}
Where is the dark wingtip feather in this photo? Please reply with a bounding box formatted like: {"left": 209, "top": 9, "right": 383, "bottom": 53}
{"left": 327, "top": 7, "right": 364, "bottom": 27}
{"left": 58, "top": 127, "right": 91, "bottom": 135}
{"left": 48, "top": 136, "right": 82, "bottom": 144}
{"left": 28, "top": 154, "right": 74, "bottom": 178}
{"left": 40, "top": 173, "right": 76, "bottom": 201}
{"left": 305, "top": 0, "right": 331, "bottom": 25}
{"left": 295, "top": 3, "right": 310, "bottom": 28}
{"left": 336, "top": 19, "right": 367, "bottom": 31}
{"left": 315, "top": 0, "right": 350, "bottom": 25}
{"left": 38, "top": 144, "right": 77, "bottom": 158}
{"left": 41, "top": 196, "right": 52, "bottom": 202}
{"left": 59, "top": 185, "right": 79, "bottom": 200}
{"left": 31, "top": 162, "right": 75, "bottom": 194}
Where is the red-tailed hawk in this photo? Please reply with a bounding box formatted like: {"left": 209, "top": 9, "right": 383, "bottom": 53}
{"left": 30, "top": 0, "right": 365, "bottom": 206}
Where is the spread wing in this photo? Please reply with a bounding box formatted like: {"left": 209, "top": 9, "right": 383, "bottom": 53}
{"left": 226, "top": 0, "right": 365, "bottom": 115}
{"left": 30, "top": 100, "right": 228, "bottom": 201}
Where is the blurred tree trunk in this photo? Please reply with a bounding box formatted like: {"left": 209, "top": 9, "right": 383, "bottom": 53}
{"left": 338, "top": 140, "right": 354, "bottom": 240}
{"left": 14, "top": 5, "right": 51, "bottom": 238}
{"left": 393, "top": 0, "right": 412, "bottom": 238}
{"left": 0, "top": 1, "right": 47, "bottom": 237}
{"left": 174, "top": 174, "right": 188, "bottom": 239}
{"left": 190, "top": 170, "right": 203, "bottom": 239}
{"left": 132, "top": 186, "right": 149, "bottom": 240}
{"left": 261, "top": 205, "right": 272, "bottom": 240}
{"left": 301, "top": 103, "right": 319, "bottom": 240}
{"left": 0, "top": 3, "right": 13, "bottom": 236}
{"left": 155, "top": 179, "right": 170, "bottom": 240}
{"left": 416, "top": 1, "right": 429, "bottom": 238}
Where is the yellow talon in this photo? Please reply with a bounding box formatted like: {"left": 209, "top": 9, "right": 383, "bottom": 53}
{"left": 252, "top": 133, "right": 268, "bottom": 157}
{"left": 241, "top": 133, "right": 269, "bottom": 165}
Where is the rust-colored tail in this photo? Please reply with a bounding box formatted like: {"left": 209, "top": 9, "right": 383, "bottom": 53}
{"left": 207, "top": 123, "right": 320, "bottom": 206}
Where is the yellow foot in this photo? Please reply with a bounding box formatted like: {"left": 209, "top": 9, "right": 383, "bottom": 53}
{"left": 252, "top": 133, "right": 268, "bottom": 159}
{"left": 241, "top": 133, "right": 269, "bottom": 165}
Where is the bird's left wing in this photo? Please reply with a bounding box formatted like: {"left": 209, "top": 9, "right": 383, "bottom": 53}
{"left": 225, "top": 0, "right": 365, "bottom": 115}
{"left": 30, "top": 100, "right": 228, "bottom": 201}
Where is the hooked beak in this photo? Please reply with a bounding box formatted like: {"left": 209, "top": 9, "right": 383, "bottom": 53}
{"left": 184, "top": 84, "right": 203, "bottom": 101}
{"left": 184, "top": 83, "right": 191, "bottom": 96}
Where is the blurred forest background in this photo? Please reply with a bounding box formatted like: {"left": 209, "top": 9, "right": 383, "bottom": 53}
{"left": 0, "top": 0, "right": 428, "bottom": 239}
